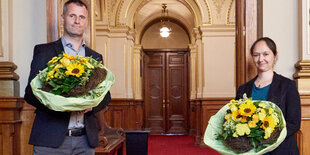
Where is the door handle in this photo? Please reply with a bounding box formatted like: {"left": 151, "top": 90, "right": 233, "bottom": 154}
{"left": 163, "top": 99, "right": 166, "bottom": 109}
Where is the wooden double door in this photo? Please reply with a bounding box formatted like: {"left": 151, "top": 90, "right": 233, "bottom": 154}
{"left": 144, "top": 50, "right": 188, "bottom": 134}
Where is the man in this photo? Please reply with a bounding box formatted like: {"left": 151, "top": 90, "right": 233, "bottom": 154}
{"left": 24, "top": 0, "right": 110, "bottom": 154}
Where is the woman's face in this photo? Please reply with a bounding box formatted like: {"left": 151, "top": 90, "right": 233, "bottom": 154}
{"left": 252, "top": 40, "right": 277, "bottom": 73}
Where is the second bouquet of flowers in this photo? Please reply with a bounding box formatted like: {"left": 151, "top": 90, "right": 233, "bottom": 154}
{"left": 31, "top": 53, "right": 114, "bottom": 112}
{"left": 204, "top": 94, "right": 287, "bottom": 155}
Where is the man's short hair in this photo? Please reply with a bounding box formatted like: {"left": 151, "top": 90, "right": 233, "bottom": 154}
{"left": 63, "top": 0, "right": 88, "bottom": 15}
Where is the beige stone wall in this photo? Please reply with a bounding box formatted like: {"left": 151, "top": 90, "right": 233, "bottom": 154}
{"left": 201, "top": 26, "right": 235, "bottom": 97}
{"left": 0, "top": 0, "right": 10, "bottom": 61}
{"left": 13, "top": 0, "right": 47, "bottom": 96}
{"left": 95, "top": 27, "right": 135, "bottom": 98}
{"left": 263, "top": 0, "right": 299, "bottom": 79}
{"left": 0, "top": 0, "right": 46, "bottom": 96}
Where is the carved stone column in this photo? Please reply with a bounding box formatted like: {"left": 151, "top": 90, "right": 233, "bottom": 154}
{"left": 188, "top": 44, "right": 197, "bottom": 100}
{"left": 192, "top": 28, "right": 203, "bottom": 98}
{"left": 293, "top": 1, "right": 310, "bottom": 154}
{"left": 0, "top": 62, "right": 20, "bottom": 97}
{"left": 133, "top": 45, "right": 143, "bottom": 100}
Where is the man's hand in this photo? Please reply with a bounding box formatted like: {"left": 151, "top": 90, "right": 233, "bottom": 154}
{"left": 82, "top": 108, "right": 92, "bottom": 114}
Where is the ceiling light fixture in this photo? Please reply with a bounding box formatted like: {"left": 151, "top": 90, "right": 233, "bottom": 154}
{"left": 160, "top": 4, "right": 171, "bottom": 38}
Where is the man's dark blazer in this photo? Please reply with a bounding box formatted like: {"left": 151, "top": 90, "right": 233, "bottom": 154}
{"left": 236, "top": 72, "right": 301, "bottom": 155}
{"left": 24, "top": 39, "right": 111, "bottom": 148}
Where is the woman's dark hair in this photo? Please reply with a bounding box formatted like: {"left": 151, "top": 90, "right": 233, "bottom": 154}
{"left": 63, "top": 0, "right": 88, "bottom": 15}
{"left": 250, "top": 37, "right": 277, "bottom": 56}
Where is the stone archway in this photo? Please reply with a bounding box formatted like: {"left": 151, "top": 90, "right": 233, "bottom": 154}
{"left": 114, "top": 0, "right": 209, "bottom": 101}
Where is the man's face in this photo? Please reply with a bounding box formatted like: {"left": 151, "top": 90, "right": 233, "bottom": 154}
{"left": 62, "top": 3, "right": 88, "bottom": 38}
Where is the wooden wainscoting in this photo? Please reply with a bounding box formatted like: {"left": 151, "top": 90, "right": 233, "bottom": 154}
{"left": 0, "top": 97, "right": 23, "bottom": 155}
{"left": 104, "top": 99, "right": 144, "bottom": 130}
{"left": 298, "top": 95, "right": 310, "bottom": 155}
{"left": 20, "top": 101, "right": 35, "bottom": 155}
{"left": 189, "top": 97, "right": 231, "bottom": 146}
{"left": 189, "top": 101, "right": 197, "bottom": 136}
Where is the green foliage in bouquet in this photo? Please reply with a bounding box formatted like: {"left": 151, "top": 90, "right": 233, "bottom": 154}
{"left": 217, "top": 94, "right": 284, "bottom": 153}
{"left": 38, "top": 53, "right": 106, "bottom": 97}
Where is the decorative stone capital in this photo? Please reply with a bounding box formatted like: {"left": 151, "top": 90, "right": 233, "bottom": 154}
{"left": 199, "top": 25, "right": 235, "bottom": 37}
{"left": 127, "top": 29, "right": 136, "bottom": 41}
{"left": 192, "top": 28, "right": 202, "bottom": 40}
{"left": 294, "top": 60, "right": 310, "bottom": 95}
{"left": 0, "top": 61, "right": 19, "bottom": 80}
{"left": 133, "top": 45, "right": 142, "bottom": 54}
{"left": 294, "top": 60, "right": 310, "bottom": 78}
{"left": 188, "top": 44, "right": 196, "bottom": 51}
{"left": 0, "top": 61, "right": 20, "bottom": 97}
{"left": 96, "top": 25, "right": 132, "bottom": 38}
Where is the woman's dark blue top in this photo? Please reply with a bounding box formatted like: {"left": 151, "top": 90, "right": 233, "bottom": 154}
{"left": 251, "top": 84, "right": 271, "bottom": 101}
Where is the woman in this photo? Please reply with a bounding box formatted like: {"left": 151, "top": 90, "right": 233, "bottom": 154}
{"left": 236, "top": 37, "right": 301, "bottom": 154}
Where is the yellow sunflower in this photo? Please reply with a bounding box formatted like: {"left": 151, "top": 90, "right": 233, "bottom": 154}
{"left": 232, "top": 110, "right": 242, "bottom": 121}
{"left": 261, "top": 116, "right": 275, "bottom": 131}
{"left": 239, "top": 102, "right": 256, "bottom": 117}
{"left": 63, "top": 53, "right": 77, "bottom": 60}
{"left": 65, "top": 63, "right": 85, "bottom": 77}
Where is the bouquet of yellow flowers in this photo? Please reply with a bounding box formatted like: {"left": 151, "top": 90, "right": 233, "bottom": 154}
{"left": 31, "top": 53, "right": 114, "bottom": 111}
{"left": 204, "top": 94, "right": 287, "bottom": 155}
